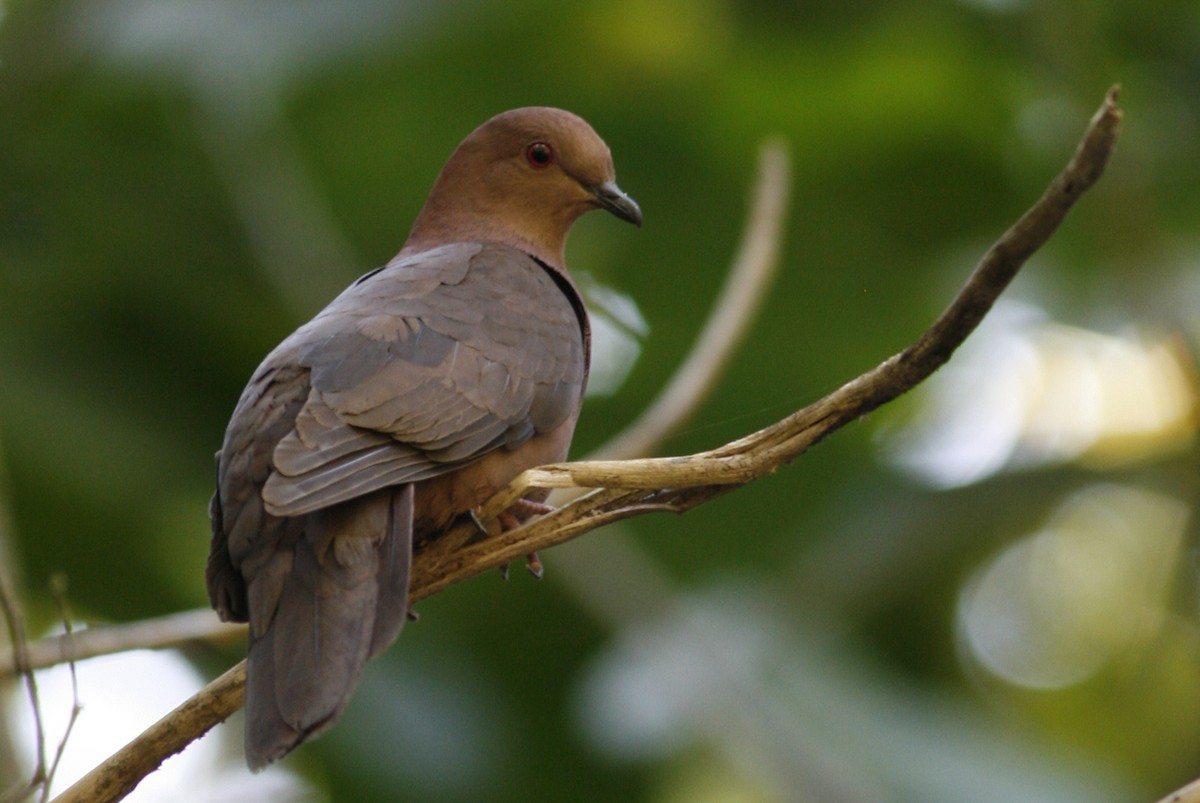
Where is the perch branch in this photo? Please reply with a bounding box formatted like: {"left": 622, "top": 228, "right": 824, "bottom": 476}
{"left": 54, "top": 86, "right": 1122, "bottom": 803}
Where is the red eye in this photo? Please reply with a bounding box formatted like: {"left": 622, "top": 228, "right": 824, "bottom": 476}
{"left": 525, "top": 141, "right": 554, "bottom": 168}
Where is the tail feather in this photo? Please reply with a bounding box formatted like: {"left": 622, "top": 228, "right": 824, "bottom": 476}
{"left": 370, "top": 483, "right": 413, "bottom": 657}
{"left": 243, "top": 486, "right": 413, "bottom": 770}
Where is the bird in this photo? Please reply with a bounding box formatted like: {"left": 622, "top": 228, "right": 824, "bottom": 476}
{"left": 205, "top": 107, "right": 641, "bottom": 769}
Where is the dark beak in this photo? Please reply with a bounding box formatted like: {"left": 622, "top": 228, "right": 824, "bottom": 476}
{"left": 589, "top": 180, "right": 642, "bottom": 227}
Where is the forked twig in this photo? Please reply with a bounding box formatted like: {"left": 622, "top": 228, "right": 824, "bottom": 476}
{"left": 39, "top": 576, "right": 82, "bottom": 803}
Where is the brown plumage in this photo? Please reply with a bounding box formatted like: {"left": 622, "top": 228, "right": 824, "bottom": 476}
{"left": 206, "top": 107, "right": 641, "bottom": 769}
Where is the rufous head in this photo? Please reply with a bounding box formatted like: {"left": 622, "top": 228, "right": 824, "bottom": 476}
{"left": 402, "top": 107, "right": 641, "bottom": 268}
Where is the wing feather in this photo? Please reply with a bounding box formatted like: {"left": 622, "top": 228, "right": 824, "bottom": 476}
{"left": 259, "top": 242, "right": 585, "bottom": 517}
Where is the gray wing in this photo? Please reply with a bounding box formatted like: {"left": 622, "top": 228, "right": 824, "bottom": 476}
{"left": 259, "top": 241, "right": 586, "bottom": 517}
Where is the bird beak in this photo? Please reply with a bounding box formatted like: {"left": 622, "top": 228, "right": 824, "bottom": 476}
{"left": 589, "top": 180, "right": 643, "bottom": 227}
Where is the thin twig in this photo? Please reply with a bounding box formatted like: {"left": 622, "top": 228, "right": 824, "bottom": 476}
{"left": 0, "top": 579, "right": 43, "bottom": 803}
{"left": 54, "top": 86, "right": 1122, "bottom": 803}
{"left": 0, "top": 433, "right": 46, "bottom": 803}
{"left": 39, "top": 576, "right": 81, "bottom": 803}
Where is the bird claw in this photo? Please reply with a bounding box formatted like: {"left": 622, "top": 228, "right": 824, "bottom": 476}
{"left": 470, "top": 497, "right": 556, "bottom": 538}
{"left": 469, "top": 508, "right": 502, "bottom": 538}
{"left": 477, "top": 497, "right": 555, "bottom": 579}
{"left": 498, "top": 552, "right": 544, "bottom": 580}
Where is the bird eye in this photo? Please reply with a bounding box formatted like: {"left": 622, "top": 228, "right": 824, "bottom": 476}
{"left": 525, "top": 141, "right": 554, "bottom": 168}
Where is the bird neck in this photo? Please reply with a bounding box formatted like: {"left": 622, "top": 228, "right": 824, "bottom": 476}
{"left": 399, "top": 145, "right": 582, "bottom": 270}
{"left": 400, "top": 207, "right": 569, "bottom": 270}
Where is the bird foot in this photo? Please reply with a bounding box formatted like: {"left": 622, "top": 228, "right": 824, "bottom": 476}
{"left": 472, "top": 497, "right": 554, "bottom": 579}
{"left": 469, "top": 497, "right": 555, "bottom": 537}
{"left": 510, "top": 498, "right": 555, "bottom": 518}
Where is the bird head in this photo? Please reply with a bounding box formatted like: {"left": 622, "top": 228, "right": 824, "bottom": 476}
{"left": 404, "top": 107, "right": 641, "bottom": 268}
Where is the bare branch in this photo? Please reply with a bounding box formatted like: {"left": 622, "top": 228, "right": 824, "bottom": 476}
{"left": 0, "top": 610, "right": 245, "bottom": 678}
{"left": 52, "top": 87, "right": 1122, "bottom": 803}
{"left": 449, "top": 84, "right": 1125, "bottom": 573}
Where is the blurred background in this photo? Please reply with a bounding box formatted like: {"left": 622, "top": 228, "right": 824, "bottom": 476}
{"left": 2, "top": 0, "right": 1199, "bottom": 800}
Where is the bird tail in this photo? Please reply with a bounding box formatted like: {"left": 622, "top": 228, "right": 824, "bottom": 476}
{"left": 244, "top": 484, "right": 413, "bottom": 770}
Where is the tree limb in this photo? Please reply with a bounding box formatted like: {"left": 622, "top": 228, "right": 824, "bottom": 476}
{"left": 53, "top": 86, "right": 1122, "bottom": 803}
{"left": 0, "top": 610, "right": 245, "bottom": 677}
